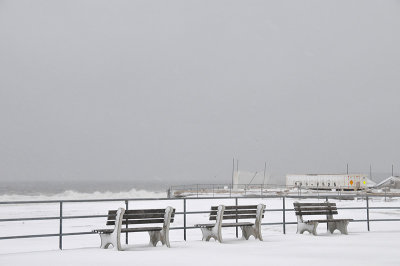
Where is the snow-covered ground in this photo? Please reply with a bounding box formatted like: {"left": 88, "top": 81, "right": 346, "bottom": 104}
{"left": 1, "top": 196, "right": 400, "bottom": 265}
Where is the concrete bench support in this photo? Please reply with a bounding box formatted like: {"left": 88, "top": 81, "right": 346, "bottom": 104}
{"left": 99, "top": 208, "right": 125, "bottom": 250}
{"left": 200, "top": 205, "right": 225, "bottom": 242}
{"left": 241, "top": 204, "right": 266, "bottom": 240}
{"left": 296, "top": 219, "right": 319, "bottom": 235}
{"left": 148, "top": 206, "right": 174, "bottom": 247}
{"left": 328, "top": 220, "right": 349, "bottom": 235}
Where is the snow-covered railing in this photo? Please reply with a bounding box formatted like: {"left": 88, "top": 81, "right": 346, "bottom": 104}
{"left": 168, "top": 184, "right": 289, "bottom": 198}
{"left": 167, "top": 183, "right": 376, "bottom": 198}
{"left": 0, "top": 195, "right": 400, "bottom": 251}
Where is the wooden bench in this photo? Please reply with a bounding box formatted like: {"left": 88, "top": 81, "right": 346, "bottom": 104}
{"left": 93, "top": 206, "right": 175, "bottom": 250}
{"left": 194, "top": 204, "right": 266, "bottom": 242}
{"left": 293, "top": 202, "right": 352, "bottom": 235}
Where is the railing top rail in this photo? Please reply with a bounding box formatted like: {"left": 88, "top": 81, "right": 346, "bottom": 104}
{"left": 169, "top": 183, "right": 287, "bottom": 188}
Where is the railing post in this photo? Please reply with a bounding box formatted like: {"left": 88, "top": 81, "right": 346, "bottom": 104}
{"left": 59, "top": 201, "right": 63, "bottom": 250}
{"left": 183, "top": 199, "right": 187, "bottom": 241}
{"left": 326, "top": 196, "right": 329, "bottom": 230}
{"left": 366, "top": 196, "right": 370, "bottom": 231}
{"left": 282, "top": 196, "right": 286, "bottom": 234}
{"left": 125, "top": 200, "right": 129, "bottom": 244}
{"left": 235, "top": 197, "right": 239, "bottom": 238}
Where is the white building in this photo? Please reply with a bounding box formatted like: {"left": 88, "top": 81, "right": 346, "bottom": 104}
{"left": 286, "top": 174, "right": 373, "bottom": 190}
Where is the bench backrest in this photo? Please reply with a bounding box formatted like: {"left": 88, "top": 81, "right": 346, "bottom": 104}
{"left": 209, "top": 204, "right": 266, "bottom": 225}
{"left": 293, "top": 202, "right": 337, "bottom": 222}
{"left": 107, "top": 207, "right": 175, "bottom": 230}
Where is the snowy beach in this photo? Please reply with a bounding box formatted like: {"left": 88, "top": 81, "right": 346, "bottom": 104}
{"left": 1, "top": 231, "right": 399, "bottom": 266}
{"left": 1, "top": 195, "right": 400, "bottom": 265}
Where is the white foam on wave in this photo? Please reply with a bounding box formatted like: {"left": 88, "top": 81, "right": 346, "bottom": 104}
{"left": 0, "top": 188, "right": 166, "bottom": 202}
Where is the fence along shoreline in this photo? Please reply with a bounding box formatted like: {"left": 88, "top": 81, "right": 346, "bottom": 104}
{"left": 0, "top": 194, "right": 400, "bottom": 250}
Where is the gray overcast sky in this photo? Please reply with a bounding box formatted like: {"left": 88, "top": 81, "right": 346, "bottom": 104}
{"left": 1, "top": 0, "right": 400, "bottom": 185}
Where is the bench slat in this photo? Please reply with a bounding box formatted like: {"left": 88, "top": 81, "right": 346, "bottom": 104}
{"left": 293, "top": 202, "right": 336, "bottom": 207}
{"left": 294, "top": 208, "right": 337, "bottom": 211}
{"left": 107, "top": 209, "right": 175, "bottom": 221}
{"left": 108, "top": 213, "right": 166, "bottom": 220}
{"left": 221, "top": 222, "right": 253, "bottom": 227}
{"left": 194, "top": 223, "right": 214, "bottom": 228}
{"left": 194, "top": 222, "right": 255, "bottom": 228}
{"left": 108, "top": 209, "right": 166, "bottom": 215}
{"left": 121, "top": 227, "right": 162, "bottom": 232}
{"left": 294, "top": 207, "right": 337, "bottom": 211}
{"left": 294, "top": 202, "right": 338, "bottom": 216}
{"left": 305, "top": 219, "right": 354, "bottom": 223}
{"left": 295, "top": 211, "right": 338, "bottom": 216}
{"left": 107, "top": 218, "right": 174, "bottom": 225}
{"left": 211, "top": 205, "right": 258, "bottom": 210}
{"left": 209, "top": 214, "right": 264, "bottom": 220}
{"left": 93, "top": 227, "right": 163, "bottom": 234}
{"left": 93, "top": 229, "right": 113, "bottom": 234}
{"left": 210, "top": 210, "right": 263, "bottom": 215}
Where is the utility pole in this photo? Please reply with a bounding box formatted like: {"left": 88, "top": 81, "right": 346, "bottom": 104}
{"left": 347, "top": 163, "right": 349, "bottom": 175}
{"left": 370, "top": 164, "right": 372, "bottom": 180}
{"left": 392, "top": 164, "right": 394, "bottom": 176}
{"left": 262, "top": 162, "right": 267, "bottom": 186}
{"left": 231, "top": 158, "right": 235, "bottom": 188}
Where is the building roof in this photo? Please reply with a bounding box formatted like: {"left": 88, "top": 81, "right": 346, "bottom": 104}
{"left": 375, "top": 176, "right": 400, "bottom": 188}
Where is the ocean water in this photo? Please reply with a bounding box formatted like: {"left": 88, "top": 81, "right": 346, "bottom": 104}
{"left": 0, "top": 180, "right": 167, "bottom": 200}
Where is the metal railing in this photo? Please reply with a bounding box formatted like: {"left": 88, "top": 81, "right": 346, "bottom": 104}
{"left": 167, "top": 183, "right": 383, "bottom": 198}
{"left": 0, "top": 194, "right": 400, "bottom": 251}
{"left": 168, "top": 184, "right": 290, "bottom": 198}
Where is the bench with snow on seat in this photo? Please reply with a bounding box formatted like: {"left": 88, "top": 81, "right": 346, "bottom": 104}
{"left": 293, "top": 202, "right": 353, "bottom": 235}
{"left": 93, "top": 206, "right": 175, "bottom": 250}
{"left": 194, "top": 204, "right": 266, "bottom": 242}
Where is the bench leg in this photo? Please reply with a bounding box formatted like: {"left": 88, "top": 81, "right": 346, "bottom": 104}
{"left": 200, "top": 227, "right": 222, "bottom": 243}
{"left": 328, "top": 222, "right": 337, "bottom": 234}
{"left": 162, "top": 228, "right": 171, "bottom": 248}
{"left": 297, "top": 222, "right": 318, "bottom": 236}
{"left": 240, "top": 225, "right": 263, "bottom": 241}
{"left": 340, "top": 221, "right": 349, "bottom": 235}
{"left": 148, "top": 231, "right": 160, "bottom": 247}
{"left": 328, "top": 221, "right": 349, "bottom": 235}
{"left": 148, "top": 230, "right": 171, "bottom": 247}
{"left": 99, "top": 232, "right": 122, "bottom": 251}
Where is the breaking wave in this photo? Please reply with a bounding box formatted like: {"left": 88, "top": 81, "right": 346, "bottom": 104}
{"left": 0, "top": 188, "right": 166, "bottom": 202}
